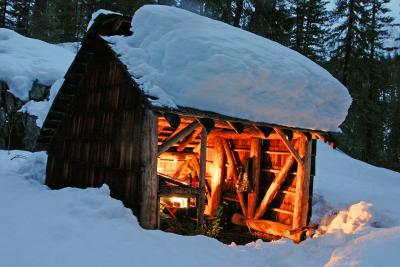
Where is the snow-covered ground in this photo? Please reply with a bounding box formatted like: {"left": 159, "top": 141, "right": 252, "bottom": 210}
{"left": 1, "top": 142, "right": 399, "bottom": 267}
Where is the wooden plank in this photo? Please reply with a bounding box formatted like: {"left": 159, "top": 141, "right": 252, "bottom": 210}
{"left": 222, "top": 139, "right": 247, "bottom": 217}
{"left": 254, "top": 155, "right": 295, "bottom": 219}
{"left": 292, "top": 137, "right": 312, "bottom": 242}
{"left": 274, "top": 128, "right": 303, "bottom": 165}
{"left": 247, "top": 138, "right": 261, "bottom": 219}
{"left": 158, "top": 185, "right": 199, "bottom": 198}
{"left": 139, "top": 109, "right": 159, "bottom": 229}
{"left": 158, "top": 121, "right": 199, "bottom": 155}
{"left": 206, "top": 137, "right": 225, "bottom": 216}
{"left": 231, "top": 213, "right": 293, "bottom": 239}
{"left": 197, "top": 127, "right": 207, "bottom": 227}
{"left": 177, "top": 128, "right": 202, "bottom": 152}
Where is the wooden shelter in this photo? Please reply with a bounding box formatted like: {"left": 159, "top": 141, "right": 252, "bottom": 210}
{"left": 36, "top": 13, "right": 335, "bottom": 242}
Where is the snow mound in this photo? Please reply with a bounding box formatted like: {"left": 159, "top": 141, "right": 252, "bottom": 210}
{"left": 0, "top": 28, "right": 75, "bottom": 100}
{"left": 106, "top": 5, "right": 352, "bottom": 131}
{"left": 20, "top": 78, "right": 64, "bottom": 127}
{"left": 316, "top": 202, "right": 374, "bottom": 235}
{"left": 326, "top": 226, "right": 400, "bottom": 267}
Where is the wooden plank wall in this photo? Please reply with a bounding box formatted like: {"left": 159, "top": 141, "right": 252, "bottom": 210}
{"left": 45, "top": 41, "right": 148, "bottom": 216}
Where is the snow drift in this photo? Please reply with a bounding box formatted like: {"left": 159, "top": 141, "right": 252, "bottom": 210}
{"left": 1, "top": 142, "right": 400, "bottom": 267}
{"left": 105, "top": 5, "right": 352, "bottom": 131}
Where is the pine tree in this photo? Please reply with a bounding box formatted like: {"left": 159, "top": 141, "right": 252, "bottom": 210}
{"left": 289, "top": 0, "right": 329, "bottom": 61}
{"left": 363, "top": 0, "right": 394, "bottom": 163}
{"left": 0, "top": 0, "right": 7, "bottom": 27}
{"left": 247, "top": 0, "right": 293, "bottom": 45}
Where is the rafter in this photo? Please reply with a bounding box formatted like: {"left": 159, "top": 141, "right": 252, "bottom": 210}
{"left": 274, "top": 128, "right": 303, "bottom": 165}
{"left": 158, "top": 121, "right": 199, "bottom": 155}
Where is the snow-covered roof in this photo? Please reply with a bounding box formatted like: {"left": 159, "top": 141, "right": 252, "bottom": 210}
{"left": 105, "top": 5, "right": 351, "bottom": 132}
{"left": 0, "top": 29, "right": 75, "bottom": 101}
{"left": 87, "top": 9, "right": 122, "bottom": 31}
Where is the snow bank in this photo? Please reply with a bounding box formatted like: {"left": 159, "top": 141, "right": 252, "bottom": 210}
{"left": 106, "top": 5, "right": 352, "bottom": 131}
{"left": 316, "top": 202, "right": 374, "bottom": 235}
{"left": 326, "top": 227, "right": 400, "bottom": 267}
{"left": 0, "top": 150, "right": 253, "bottom": 267}
{"left": 0, "top": 28, "right": 74, "bottom": 100}
{"left": 1, "top": 142, "right": 400, "bottom": 266}
{"left": 20, "top": 79, "right": 64, "bottom": 127}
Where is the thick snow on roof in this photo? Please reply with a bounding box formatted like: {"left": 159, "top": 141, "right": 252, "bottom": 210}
{"left": 0, "top": 28, "right": 75, "bottom": 100}
{"left": 105, "top": 5, "right": 351, "bottom": 132}
{"left": 87, "top": 9, "right": 122, "bottom": 31}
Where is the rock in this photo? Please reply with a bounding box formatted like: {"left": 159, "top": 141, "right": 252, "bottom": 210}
{"left": 0, "top": 80, "right": 42, "bottom": 151}
{"left": 29, "top": 80, "right": 50, "bottom": 101}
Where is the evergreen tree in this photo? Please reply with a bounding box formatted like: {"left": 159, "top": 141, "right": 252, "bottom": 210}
{"left": 289, "top": 0, "right": 329, "bottom": 61}
{"left": 247, "top": 0, "right": 293, "bottom": 45}
{"left": 0, "top": 0, "right": 7, "bottom": 27}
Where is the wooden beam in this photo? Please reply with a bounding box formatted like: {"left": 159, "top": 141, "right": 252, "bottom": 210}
{"left": 177, "top": 128, "right": 202, "bottom": 152}
{"left": 158, "top": 121, "right": 199, "bottom": 155}
{"left": 231, "top": 213, "right": 292, "bottom": 239}
{"left": 227, "top": 121, "right": 244, "bottom": 134}
{"left": 139, "top": 109, "right": 159, "bottom": 229}
{"left": 253, "top": 155, "right": 295, "bottom": 219}
{"left": 158, "top": 185, "right": 200, "bottom": 198}
{"left": 292, "top": 137, "right": 312, "bottom": 242}
{"left": 221, "top": 139, "right": 247, "bottom": 217}
{"left": 274, "top": 128, "right": 303, "bottom": 165}
{"left": 209, "top": 128, "right": 303, "bottom": 140}
{"left": 197, "top": 127, "right": 207, "bottom": 228}
{"left": 247, "top": 138, "right": 261, "bottom": 219}
{"left": 163, "top": 112, "right": 181, "bottom": 129}
{"left": 206, "top": 137, "right": 225, "bottom": 216}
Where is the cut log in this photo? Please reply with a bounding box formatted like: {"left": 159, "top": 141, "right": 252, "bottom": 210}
{"left": 253, "top": 155, "right": 295, "bottom": 219}
{"left": 292, "top": 137, "right": 312, "bottom": 243}
{"left": 222, "top": 139, "right": 247, "bottom": 217}
{"left": 231, "top": 213, "right": 292, "bottom": 239}
{"left": 274, "top": 127, "right": 303, "bottom": 165}
{"left": 158, "top": 121, "right": 199, "bottom": 155}
{"left": 227, "top": 121, "right": 244, "bottom": 134}
{"left": 197, "top": 127, "right": 207, "bottom": 227}
{"left": 163, "top": 112, "right": 181, "bottom": 129}
{"left": 197, "top": 118, "right": 215, "bottom": 133}
{"left": 247, "top": 138, "right": 261, "bottom": 219}
{"left": 254, "top": 125, "right": 273, "bottom": 138}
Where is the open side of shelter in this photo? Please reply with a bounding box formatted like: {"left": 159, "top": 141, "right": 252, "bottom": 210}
{"left": 36, "top": 12, "right": 336, "bottom": 243}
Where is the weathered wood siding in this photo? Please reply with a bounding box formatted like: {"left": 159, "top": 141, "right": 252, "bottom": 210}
{"left": 45, "top": 39, "right": 152, "bottom": 217}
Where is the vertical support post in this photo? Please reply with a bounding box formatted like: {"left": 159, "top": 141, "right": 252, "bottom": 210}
{"left": 206, "top": 137, "right": 225, "bottom": 216}
{"left": 197, "top": 127, "right": 207, "bottom": 228}
{"left": 292, "top": 136, "right": 312, "bottom": 242}
{"left": 139, "top": 109, "right": 159, "bottom": 229}
{"left": 222, "top": 139, "right": 247, "bottom": 217}
{"left": 247, "top": 138, "right": 261, "bottom": 218}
